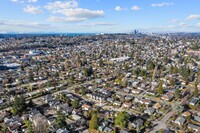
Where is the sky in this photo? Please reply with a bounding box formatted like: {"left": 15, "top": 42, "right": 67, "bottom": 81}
{"left": 0, "top": 0, "right": 200, "bottom": 33}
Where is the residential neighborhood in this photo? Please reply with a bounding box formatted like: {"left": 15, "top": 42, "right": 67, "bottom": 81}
{"left": 0, "top": 33, "right": 200, "bottom": 133}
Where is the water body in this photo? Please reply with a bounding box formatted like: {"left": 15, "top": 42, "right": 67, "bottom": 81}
{"left": 64, "top": 33, "right": 97, "bottom": 36}
{"left": 0, "top": 33, "right": 97, "bottom": 38}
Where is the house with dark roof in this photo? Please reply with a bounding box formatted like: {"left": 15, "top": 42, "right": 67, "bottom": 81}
{"left": 194, "top": 115, "right": 200, "bottom": 123}
{"left": 174, "top": 116, "right": 186, "bottom": 126}
{"left": 132, "top": 118, "right": 144, "bottom": 128}
{"left": 189, "top": 98, "right": 199, "bottom": 106}
{"left": 187, "top": 124, "right": 200, "bottom": 132}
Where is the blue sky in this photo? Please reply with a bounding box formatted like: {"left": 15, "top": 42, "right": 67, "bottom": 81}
{"left": 0, "top": 0, "right": 200, "bottom": 33}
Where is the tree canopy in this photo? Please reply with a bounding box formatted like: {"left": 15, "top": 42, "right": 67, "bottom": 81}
{"left": 89, "top": 112, "right": 98, "bottom": 130}
{"left": 157, "top": 81, "right": 164, "bottom": 95}
{"left": 71, "top": 99, "right": 79, "bottom": 109}
{"left": 55, "top": 110, "right": 67, "bottom": 128}
{"left": 115, "top": 111, "right": 129, "bottom": 128}
{"left": 83, "top": 66, "right": 93, "bottom": 77}
{"left": 174, "top": 88, "right": 181, "bottom": 99}
{"left": 11, "top": 96, "right": 26, "bottom": 116}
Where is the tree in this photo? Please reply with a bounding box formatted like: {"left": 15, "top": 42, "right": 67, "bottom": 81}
{"left": 115, "top": 77, "right": 122, "bottom": 85}
{"left": 71, "top": 99, "right": 79, "bottom": 109}
{"left": 157, "top": 81, "right": 164, "bottom": 95}
{"left": 24, "top": 120, "right": 34, "bottom": 133}
{"left": 89, "top": 113, "right": 98, "bottom": 130}
{"left": 172, "top": 103, "right": 184, "bottom": 114}
{"left": 80, "top": 88, "right": 86, "bottom": 95}
{"left": 20, "top": 64, "right": 25, "bottom": 71}
{"left": 11, "top": 96, "right": 26, "bottom": 116}
{"left": 28, "top": 99, "right": 34, "bottom": 108}
{"left": 139, "top": 70, "right": 147, "bottom": 77}
{"left": 158, "top": 129, "right": 163, "bottom": 133}
{"left": 173, "top": 66, "right": 179, "bottom": 74}
{"left": 74, "top": 88, "right": 80, "bottom": 94}
{"left": 0, "top": 126, "right": 8, "bottom": 133}
{"left": 115, "top": 111, "right": 129, "bottom": 128}
{"left": 171, "top": 65, "right": 179, "bottom": 74}
{"left": 163, "top": 57, "right": 169, "bottom": 64}
{"left": 194, "top": 85, "right": 199, "bottom": 97}
{"left": 60, "top": 94, "right": 71, "bottom": 105}
{"left": 179, "top": 66, "right": 190, "bottom": 82}
{"left": 133, "top": 67, "right": 140, "bottom": 76}
{"left": 83, "top": 66, "right": 93, "bottom": 77}
{"left": 65, "top": 97, "right": 71, "bottom": 105}
{"left": 28, "top": 71, "right": 34, "bottom": 82}
{"left": 123, "top": 64, "right": 129, "bottom": 72}
{"left": 174, "top": 89, "right": 181, "bottom": 99}
{"left": 170, "top": 78, "right": 175, "bottom": 86}
{"left": 98, "top": 59, "right": 104, "bottom": 67}
{"left": 191, "top": 43, "right": 199, "bottom": 50}
{"left": 55, "top": 110, "right": 66, "bottom": 128}
{"left": 147, "top": 60, "right": 155, "bottom": 70}
{"left": 145, "top": 121, "right": 150, "bottom": 127}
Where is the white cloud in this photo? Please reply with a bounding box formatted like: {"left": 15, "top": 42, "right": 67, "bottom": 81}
{"left": 159, "top": 25, "right": 177, "bottom": 29}
{"left": 171, "top": 19, "right": 179, "bottom": 23}
{"left": 0, "top": 19, "right": 50, "bottom": 28}
{"left": 45, "top": 0, "right": 104, "bottom": 23}
{"left": 0, "top": 19, "right": 70, "bottom": 33}
{"left": 131, "top": 5, "right": 141, "bottom": 11}
{"left": 56, "top": 8, "right": 104, "bottom": 18}
{"left": 44, "top": 0, "right": 78, "bottom": 11}
{"left": 186, "top": 14, "right": 200, "bottom": 20}
{"left": 151, "top": 2, "right": 174, "bottom": 7}
{"left": 115, "top": 6, "right": 122, "bottom": 11}
{"left": 11, "top": 0, "right": 18, "bottom": 2}
{"left": 28, "top": 0, "right": 37, "bottom": 3}
{"left": 196, "top": 23, "right": 200, "bottom": 27}
{"left": 0, "top": 31, "right": 7, "bottom": 34}
{"left": 23, "top": 5, "right": 43, "bottom": 14}
{"left": 115, "top": 6, "right": 127, "bottom": 11}
{"left": 11, "top": 0, "right": 24, "bottom": 3}
{"left": 47, "top": 16, "right": 87, "bottom": 23}
{"left": 78, "top": 22, "right": 117, "bottom": 26}
{"left": 179, "top": 22, "right": 187, "bottom": 27}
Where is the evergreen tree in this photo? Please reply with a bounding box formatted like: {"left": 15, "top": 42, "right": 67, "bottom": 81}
{"left": 194, "top": 85, "right": 199, "bottom": 97}
{"left": 11, "top": 96, "right": 26, "bottom": 116}
{"left": 157, "top": 81, "right": 164, "bottom": 95}
{"left": 179, "top": 66, "right": 190, "bottom": 82}
{"left": 55, "top": 110, "right": 66, "bottom": 128}
{"left": 89, "top": 113, "right": 98, "bottom": 129}
{"left": 24, "top": 120, "right": 34, "bottom": 133}
{"left": 173, "top": 66, "right": 179, "bottom": 74}
{"left": 147, "top": 60, "right": 155, "bottom": 70}
{"left": 71, "top": 99, "right": 79, "bottom": 109}
{"left": 163, "top": 56, "right": 169, "bottom": 64}
{"left": 123, "top": 64, "right": 129, "bottom": 72}
{"left": 98, "top": 59, "right": 104, "bottom": 67}
{"left": 83, "top": 66, "right": 93, "bottom": 77}
{"left": 174, "top": 89, "right": 181, "bottom": 99}
{"left": 170, "top": 78, "right": 175, "bottom": 86}
{"left": 115, "top": 111, "right": 129, "bottom": 128}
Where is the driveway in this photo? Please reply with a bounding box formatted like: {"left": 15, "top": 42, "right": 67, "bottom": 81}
{"left": 150, "top": 110, "right": 174, "bottom": 133}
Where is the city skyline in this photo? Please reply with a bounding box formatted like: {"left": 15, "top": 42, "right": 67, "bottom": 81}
{"left": 0, "top": 0, "right": 200, "bottom": 33}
